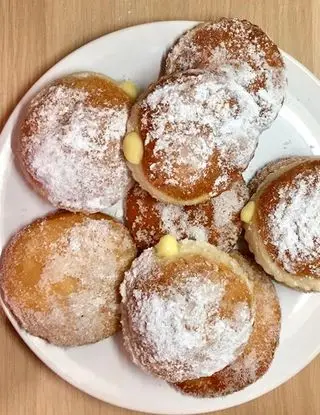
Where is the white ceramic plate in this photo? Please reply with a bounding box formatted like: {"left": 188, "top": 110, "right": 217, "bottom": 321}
{"left": 1, "top": 21, "right": 320, "bottom": 415}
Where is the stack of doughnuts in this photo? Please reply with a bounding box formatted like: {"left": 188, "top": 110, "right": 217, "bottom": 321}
{"left": 2, "top": 17, "right": 318, "bottom": 399}
{"left": 121, "top": 239, "right": 281, "bottom": 396}
{"left": 123, "top": 17, "right": 286, "bottom": 206}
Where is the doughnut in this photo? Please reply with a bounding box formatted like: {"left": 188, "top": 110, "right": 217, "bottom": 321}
{"left": 124, "top": 69, "right": 260, "bottom": 205}
{"left": 175, "top": 253, "right": 281, "bottom": 397}
{"left": 164, "top": 18, "right": 286, "bottom": 130}
{"left": 125, "top": 178, "right": 249, "bottom": 251}
{"left": 243, "top": 157, "right": 320, "bottom": 291}
{"left": 15, "top": 72, "right": 132, "bottom": 213}
{"left": 0, "top": 211, "right": 137, "bottom": 346}
{"left": 121, "top": 238, "right": 254, "bottom": 383}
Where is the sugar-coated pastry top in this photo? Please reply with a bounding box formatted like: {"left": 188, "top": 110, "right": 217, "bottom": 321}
{"left": 127, "top": 70, "right": 260, "bottom": 203}
{"left": 0, "top": 212, "right": 137, "bottom": 346}
{"left": 175, "top": 253, "right": 281, "bottom": 397}
{"left": 121, "top": 241, "right": 254, "bottom": 383}
{"left": 248, "top": 156, "right": 308, "bottom": 196}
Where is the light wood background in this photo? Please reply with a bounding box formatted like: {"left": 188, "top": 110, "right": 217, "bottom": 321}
{"left": 1, "top": 0, "right": 320, "bottom": 414}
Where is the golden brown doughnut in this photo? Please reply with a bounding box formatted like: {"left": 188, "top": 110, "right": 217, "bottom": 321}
{"left": 121, "top": 240, "right": 254, "bottom": 383}
{"left": 0, "top": 211, "right": 137, "bottom": 346}
{"left": 244, "top": 157, "right": 320, "bottom": 291}
{"left": 248, "top": 156, "right": 308, "bottom": 195}
{"left": 125, "top": 70, "right": 260, "bottom": 205}
{"left": 164, "top": 18, "right": 286, "bottom": 130}
{"left": 15, "top": 72, "right": 132, "bottom": 213}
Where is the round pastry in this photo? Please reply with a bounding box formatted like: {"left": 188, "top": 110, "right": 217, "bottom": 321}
{"left": 175, "top": 253, "right": 281, "bottom": 397}
{"left": 15, "top": 72, "right": 132, "bottom": 213}
{"left": 243, "top": 157, "right": 320, "bottom": 291}
{"left": 124, "top": 70, "right": 260, "bottom": 205}
{"left": 121, "top": 238, "right": 254, "bottom": 383}
{"left": 164, "top": 18, "right": 286, "bottom": 130}
{"left": 125, "top": 178, "right": 249, "bottom": 251}
{"left": 248, "top": 156, "right": 308, "bottom": 195}
{"left": 0, "top": 211, "right": 137, "bottom": 346}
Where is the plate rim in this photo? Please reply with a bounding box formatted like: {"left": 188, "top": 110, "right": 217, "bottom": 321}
{"left": 1, "top": 20, "right": 320, "bottom": 415}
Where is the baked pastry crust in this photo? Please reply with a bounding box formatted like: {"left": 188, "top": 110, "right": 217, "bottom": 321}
{"left": 125, "top": 179, "right": 249, "bottom": 251}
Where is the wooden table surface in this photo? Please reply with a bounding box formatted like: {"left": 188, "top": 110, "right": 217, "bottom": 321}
{"left": 1, "top": 0, "right": 320, "bottom": 414}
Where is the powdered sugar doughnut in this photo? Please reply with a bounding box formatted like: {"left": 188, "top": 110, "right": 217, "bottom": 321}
{"left": 126, "top": 70, "right": 260, "bottom": 205}
{"left": 0, "top": 211, "right": 137, "bottom": 346}
{"left": 164, "top": 19, "right": 286, "bottom": 130}
{"left": 244, "top": 157, "right": 320, "bottom": 291}
{"left": 15, "top": 72, "right": 132, "bottom": 213}
{"left": 125, "top": 179, "right": 249, "bottom": 251}
{"left": 121, "top": 240, "right": 254, "bottom": 383}
{"left": 175, "top": 253, "right": 281, "bottom": 397}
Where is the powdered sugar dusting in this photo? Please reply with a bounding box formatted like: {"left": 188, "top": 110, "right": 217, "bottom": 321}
{"left": 165, "top": 19, "right": 286, "bottom": 130}
{"left": 268, "top": 171, "right": 320, "bottom": 274}
{"left": 131, "top": 277, "right": 251, "bottom": 381}
{"left": 40, "top": 219, "right": 132, "bottom": 285}
{"left": 158, "top": 204, "right": 208, "bottom": 241}
{"left": 22, "top": 84, "right": 131, "bottom": 212}
{"left": 141, "top": 71, "right": 260, "bottom": 189}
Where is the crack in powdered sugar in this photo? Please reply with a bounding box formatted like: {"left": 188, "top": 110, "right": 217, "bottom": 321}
{"left": 268, "top": 173, "right": 320, "bottom": 273}
{"left": 26, "top": 85, "right": 130, "bottom": 212}
{"left": 212, "top": 59, "right": 285, "bottom": 129}
{"left": 142, "top": 72, "right": 260, "bottom": 186}
{"left": 130, "top": 275, "right": 252, "bottom": 381}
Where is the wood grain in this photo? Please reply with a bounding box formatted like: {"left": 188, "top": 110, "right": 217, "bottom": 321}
{"left": 0, "top": 0, "right": 320, "bottom": 414}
